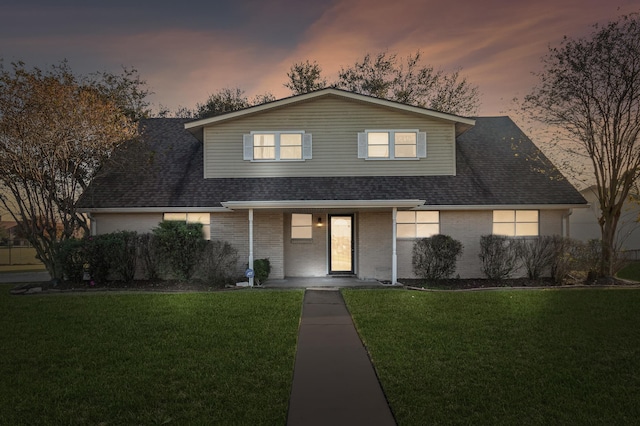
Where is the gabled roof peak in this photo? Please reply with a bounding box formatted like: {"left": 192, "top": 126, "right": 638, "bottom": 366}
{"left": 184, "top": 88, "right": 475, "bottom": 132}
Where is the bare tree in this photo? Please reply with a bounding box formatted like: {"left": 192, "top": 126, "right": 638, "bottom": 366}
{"left": 336, "top": 50, "right": 480, "bottom": 116}
{"left": 0, "top": 61, "right": 141, "bottom": 279}
{"left": 523, "top": 13, "right": 640, "bottom": 277}
{"left": 284, "top": 60, "right": 327, "bottom": 95}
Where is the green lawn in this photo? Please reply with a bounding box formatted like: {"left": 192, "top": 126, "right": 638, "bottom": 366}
{"left": 343, "top": 288, "right": 640, "bottom": 426}
{"left": 618, "top": 261, "right": 640, "bottom": 281}
{"left": 0, "top": 286, "right": 303, "bottom": 425}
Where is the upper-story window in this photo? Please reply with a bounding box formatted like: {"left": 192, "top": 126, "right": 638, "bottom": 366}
{"left": 243, "top": 131, "right": 312, "bottom": 161}
{"left": 358, "top": 130, "right": 427, "bottom": 160}
{"left": 493, "top": 210, "right": 539, "bottom": 237}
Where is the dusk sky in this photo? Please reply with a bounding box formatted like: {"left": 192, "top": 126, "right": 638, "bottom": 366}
{"left": 2, "top": 0, "right": 638, "bottom": 116}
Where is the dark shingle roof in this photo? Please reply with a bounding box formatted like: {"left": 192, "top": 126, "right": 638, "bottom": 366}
{"left": 78, "top": 117, "right": 586, "bottom": 209}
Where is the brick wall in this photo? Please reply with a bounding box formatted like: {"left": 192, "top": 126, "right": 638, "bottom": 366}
{"left": 284, "top": 213, "right": 328, "bottom": 276}
{"left": 358, "top": 212, "right": 393, "bottom": 280}
{"left": 211, "top": 211, "right": 284, "bottom": 279}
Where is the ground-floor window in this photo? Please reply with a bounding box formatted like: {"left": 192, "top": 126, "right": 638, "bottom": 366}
{"left": 396, "top": 211, "right": 439, "bottom": 238}
{"left": 291, "top": 213, "right": 313, "bottom": 239}
{"left": 492, "top": 210, "right": 538, "bottom": 237}
{"left": 163, "top": 213, "right": 211, "bottom": 239}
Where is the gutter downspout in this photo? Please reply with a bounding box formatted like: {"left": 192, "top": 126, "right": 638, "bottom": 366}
{"left": 392, "top": 207, "right": 398, "bottom": 285}
{"left": 249, "top": 209, "right": 254, "bottom": 287}
{"left": 88, "top": 213, "right": 97, "bottom": 236}
{"left": 562, "top": 208, "right": 573, "bottom": 238}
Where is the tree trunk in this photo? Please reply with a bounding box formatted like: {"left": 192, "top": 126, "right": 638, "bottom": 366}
{"left": 599, "top": 203, "right": 622, "bottom": 278}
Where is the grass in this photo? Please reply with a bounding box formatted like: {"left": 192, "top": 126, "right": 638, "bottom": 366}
{"left": 343, "top": 288, "right": 640, "bottom": 426}
{"left": 0, "top": 286, "right": 303, "bottom": 425}
{"left": 618, "top": 261, "right": 640, "bottom": 281}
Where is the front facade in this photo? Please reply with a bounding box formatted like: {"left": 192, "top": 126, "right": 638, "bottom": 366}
{"left": 79, "top": 89, "right": 587, "bottom": 283}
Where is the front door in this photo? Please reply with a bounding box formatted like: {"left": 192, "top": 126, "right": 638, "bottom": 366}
{"left": 329, "top": 215, "right": 354, "bottom": 274}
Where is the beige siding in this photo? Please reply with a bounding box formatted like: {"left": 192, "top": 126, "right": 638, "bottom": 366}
{"left": 204, "top": 96, "right": 456, "bottom": 178}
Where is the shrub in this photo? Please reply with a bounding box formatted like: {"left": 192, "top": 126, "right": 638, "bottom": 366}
{"left": 253, "top": 258, "right": 271, "bottom": 285}
{"left": 55, "top": 238, "right": 85, "bottom": 283}
{"left": 412, "top": 235, "right": 463, "bottom": 282}
{"left": 84, "top": 233, "right": 138, "bottom": 284}
{"left": 152, "top": 221, "right": 207, "bottom": 281}
{"left": 547, "top": 236, "right": 581, "bottom": 284}
{"left": 479, "top": 235, "right": 519, "bottom": 280}
{"left": 516, "top": 236, "right": 555, "bottom": 280}
{"left": 110, "top": 231, "right": 138, "bottom": 283}
{"left": 195, "top": 240, "right": 239, "bottom": 287}
{"left": 137, "top": 233, "right": 160, "bottom": 281}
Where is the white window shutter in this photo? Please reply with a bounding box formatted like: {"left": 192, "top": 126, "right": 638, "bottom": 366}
{"left": 417, "top": 132, "right": 427, "bottom": 158}
{"left": 302, "top": 133, "right": 312, "bottom": 159}
{"left": 357, "top": 132, "right": 367, "bottom": 158}
{"left": 243, "top": 134, "right": 253, "bottom": 160}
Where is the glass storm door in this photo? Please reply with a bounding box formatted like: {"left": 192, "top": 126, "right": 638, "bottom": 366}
{"left": 329, "top": 215, "right": 353, "bottom": 273}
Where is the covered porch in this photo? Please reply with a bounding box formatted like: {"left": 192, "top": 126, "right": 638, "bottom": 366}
{"left": 220, "top": 199, "right": 426, "bottom": 286}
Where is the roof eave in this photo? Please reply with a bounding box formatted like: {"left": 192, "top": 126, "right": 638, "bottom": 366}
{"left": 184, "top": 88, "right": 475, "bottom": 133}
{"left": 221, "top": 199, "right": 427, "bottom": 210}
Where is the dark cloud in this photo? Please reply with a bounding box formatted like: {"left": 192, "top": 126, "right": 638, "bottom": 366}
{"left": 1, "top": 0, "right": 638, "bottom": 115}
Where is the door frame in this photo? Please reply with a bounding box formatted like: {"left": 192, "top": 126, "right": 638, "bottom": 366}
{"left": 328, "top": 214, "right": 355, "bottom": 274}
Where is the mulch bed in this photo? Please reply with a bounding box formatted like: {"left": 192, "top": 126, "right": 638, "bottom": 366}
{"left": 9, "top": 276, "right": 637, "bottom": 295}
{"left": 401, "top": 276, "right": 633, "bottom": 290}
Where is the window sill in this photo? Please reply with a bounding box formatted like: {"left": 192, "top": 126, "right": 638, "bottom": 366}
{"left": 364, "top": 157, "right": 421, "bottom": 161}
{"left": 249, "top": 159, "right": 306, "bottom": 163}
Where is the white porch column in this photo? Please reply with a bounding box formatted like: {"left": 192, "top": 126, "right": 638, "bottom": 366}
{"left": 392, "top": 207, "right": 398, "bottom": 284}
{"left": 249, "top": 208, "right": 254, "bottom": 287}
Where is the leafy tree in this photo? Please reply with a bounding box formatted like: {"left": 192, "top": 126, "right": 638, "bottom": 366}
{"left": 523, "top": 13, "right": 640, "bottom": 277}
{"left": 284, "top": 60, "right": 327, "bottom": 95}
{"left": 251, "top": 92, "right": 276, "bottom": 105}
{"left": 89, "top": 66, "right": 152, "bottom": 120}
{"left": 195, "top": 87, "right": 275, "bottom": 118}
{"left": 0, "top": 60, "right": 142, "bottom": 279}
{"left": 336, "top": 50, "right": 480, "bottom": 116}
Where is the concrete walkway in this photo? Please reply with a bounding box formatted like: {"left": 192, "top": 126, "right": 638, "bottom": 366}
{"left": 287, "top": 289, "right": 396, "bottom": 426}
{"left": 264, "top": 277, "right": 391, "bottom": 288}
{"left": 0, "top": 271, "right": 50, "bottom": 284}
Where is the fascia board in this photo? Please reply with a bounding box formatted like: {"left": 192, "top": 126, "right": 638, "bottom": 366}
{"left": 184, "top": 89, "right": 475, "bottom": 131}
{"left": 221, "top": 199, "right": 426, "bottom": 209}
{"left": 78, "top": 207, "right": 230, "bottom": 213}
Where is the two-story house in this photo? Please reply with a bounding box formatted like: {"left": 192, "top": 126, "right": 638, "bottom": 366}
{"left": 78, "top": 88, "right": 587, "bottom": 283}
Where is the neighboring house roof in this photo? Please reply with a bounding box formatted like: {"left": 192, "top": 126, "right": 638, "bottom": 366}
{"left": 0, "top": 221, "right": 18, "bottom": 232}
{"left": 78, "top": 115, "right": 586, "bottom": 211}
